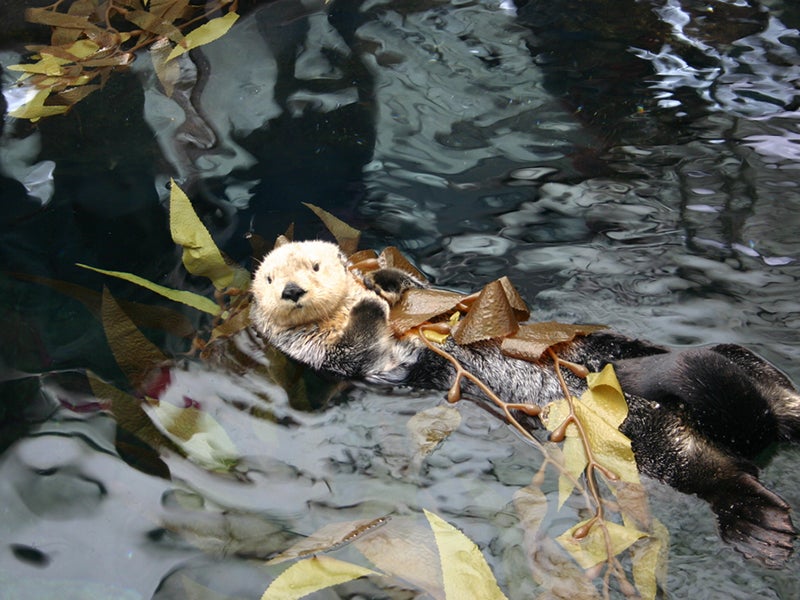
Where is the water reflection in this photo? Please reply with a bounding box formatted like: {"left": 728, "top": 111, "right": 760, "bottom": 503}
{"left": 1, "top": 0, "right": 800, "bottom": 597}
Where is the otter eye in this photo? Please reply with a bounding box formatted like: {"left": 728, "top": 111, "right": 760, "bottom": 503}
{"left": 266, "top": 275, "right": 272, "bottom": 284}
{"left": 312, "top": 263, "right": 320, "bottom": 272}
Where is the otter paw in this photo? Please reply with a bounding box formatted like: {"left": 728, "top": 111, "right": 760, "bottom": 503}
{"left": 364, "top": 268, "right": 422, "bottom": 305}
{"left": 711, "top": 473, "right": 796, "bottom": 568}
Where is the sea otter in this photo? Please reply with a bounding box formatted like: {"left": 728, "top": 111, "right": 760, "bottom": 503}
{"left": 250, "top": 239, "right": 800, "bottom": 567}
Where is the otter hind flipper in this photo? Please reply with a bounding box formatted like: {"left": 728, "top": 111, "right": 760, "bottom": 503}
{"left": 707, "top": 473, "right": 796, "bottom": 568}
{"left": 709, "top": 344, "right": 800, "bottom": 443}
{"left": 616, "top": 348, "right": 798, "bottom": 566}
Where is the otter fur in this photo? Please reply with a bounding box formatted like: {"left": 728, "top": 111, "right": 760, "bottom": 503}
{"left": 251, "top": 240, "right": 800, "bottom": 567}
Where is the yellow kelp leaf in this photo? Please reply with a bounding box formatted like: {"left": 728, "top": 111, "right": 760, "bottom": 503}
{"left": 169, "top": 180, "right": 248, "bottom": 290}
{"left": 547, "top": 399, "right": 639, "bottom": 485}
{"left": 101, "top": 287, "right": 168, "bottom": 388}
{"left": 557, "top": 519, "right": 646, "bottom": 570}
{"left": 267, "top": 517, "right": 391, "bottom": 565}
{"left": 261, "top": 555, "right": 380, "bottom": 600}
{"left": 630, "top": 519, "right": 669, "bottom": 600}
{"left": 143, "top": 400, "right": 238, "bottom": 470}
{"left": 541, "top": 365, "right": 639, "bottom": 489}
{"left": 538, "top": 398, "right": 587, "bottom": 506}
{"left": 615, "top": 480, "right": 652, "bottom": 531}
{"left": 9, "top": 89, "right": 69, "bottom": 121}
{"left": 166, "top": 12, "right": 240, "bottom": 61}
{"left": 583, "top": 364, "right": 628, "bottom": 428}
{"left": 77, "top": 263, "right": 221, "bottom": 315}
{"left": 303, "top": 202, "right": 361, "bottom": 256}
{"left": 150, "top": 37, "right": 179, "bottom": 97}
{"left": 424, "top": 509, "right": 508, "bottom": 600}
{"left": 512, "top": 484, "right": 548, "bottom": 535}
{"left": 560, "top": 435, "right": 589, "bottom": 508}
{"left": 512, "top": 486, "right": 602, "bottom": 600}
{"left": 124, "top": 9, "right": 184, "bottom": 43}
{"left": 353, "top": 517, "right": 444, "bottom": 600}
{"left": 65, "top": 39, "right": 101, "bottom": 59}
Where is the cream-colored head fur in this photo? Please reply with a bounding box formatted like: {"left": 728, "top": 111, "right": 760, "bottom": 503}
{"left": 251, "top": 240, "right": 352, "bottom": 328}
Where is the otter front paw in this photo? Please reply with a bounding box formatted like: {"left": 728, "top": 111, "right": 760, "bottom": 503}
{"left": 364, "top": 268, "right": 425, "bottom": 306}
{"left": 344, "top": 299, "right": 390, "bottom": 342}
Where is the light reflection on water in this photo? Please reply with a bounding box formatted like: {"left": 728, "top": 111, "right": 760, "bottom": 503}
{"left": 1, "top": 0, "right": 800, "bottom": 597}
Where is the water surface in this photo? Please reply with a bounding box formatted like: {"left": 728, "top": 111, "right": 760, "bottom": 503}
{"left": 2, "top": 0, "right": 800, "bottom": 597}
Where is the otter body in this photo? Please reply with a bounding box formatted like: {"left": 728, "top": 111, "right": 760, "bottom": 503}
{"left": 252, "top": 240, "right": 800, "bottom": 566}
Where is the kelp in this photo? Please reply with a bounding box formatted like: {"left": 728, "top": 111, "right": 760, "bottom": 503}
{"left": 7, "top": 0, "right": 239, "bottom": 121}
{"left": 75, "top": 191, "right": 668, "bottom": 598}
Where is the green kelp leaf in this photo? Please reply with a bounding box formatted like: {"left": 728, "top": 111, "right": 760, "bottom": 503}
{"left": 261, "top": 555, "right": 380, "bottom": 600}
{"left": 353, "top": 516, "right": 445, "bottom": 600}
{"left": 556, "top": 519, "right": 647, "bottom": 570}
{"left": 304, "top": 203, "right": 361, "bottom": 256}
{"left": 101, "top": 287, "right": 168, "bottom": 388}
{"left": 406, "top": 405, "right": 461, "bottom": 473}
{"left": 78, "top": 263, "right": 221, "bottom": 315}
{"left": 87, "top": 373, "right": 172, "bottom": 478}
{"left": 166, "top": 11, "right": 240, "bottom": 61}
{"left": 631, "top": 519, "right": 669, "bottom": 600}
{"left": 24, "top": 6, "right": 103, "bottom": 32}
{"left": 143, "top": 399, "right": 238, "bottom": 471}
{"left": 424, "top": 509, "right": 508, "bottom": 600}
{"left": 87, "top": 373, "right": 163, "bottom": 449}
{"left": 169, "top": 180, "right": 248, "bottom": 290}
{"left": 11, "top": 271, "right": 196, "bottom": 338}
{"left": 267, "top": 517, "right": 391, "bottom": 565}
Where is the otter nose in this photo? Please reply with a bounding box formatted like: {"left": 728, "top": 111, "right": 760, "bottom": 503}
{"left": 281, "top": 282, "right": 306, "bottom": 302}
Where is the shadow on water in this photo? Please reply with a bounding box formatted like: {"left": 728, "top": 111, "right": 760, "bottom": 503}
{"left": 1, "top": 0, "right": 800, "bottom": 597}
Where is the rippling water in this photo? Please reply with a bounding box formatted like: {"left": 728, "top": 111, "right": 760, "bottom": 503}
{"left": 2, "top": 0, "right": 800, "bottom": 598}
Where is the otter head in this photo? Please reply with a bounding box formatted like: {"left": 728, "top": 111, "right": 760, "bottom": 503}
{"left": 251, "top": 240, "right": 351, "bottom": 329}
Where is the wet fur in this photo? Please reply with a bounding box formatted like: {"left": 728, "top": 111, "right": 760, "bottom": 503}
{"left": 252, "top": 240, "right": 799, "bottom": 567}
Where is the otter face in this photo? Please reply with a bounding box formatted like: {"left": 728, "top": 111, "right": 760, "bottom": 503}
{"left": 252, "top": 240, "right": 351, "bottom": 328}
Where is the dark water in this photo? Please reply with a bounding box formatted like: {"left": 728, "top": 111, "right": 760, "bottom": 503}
{"left": 2, "top": 0, "right": 800, "bottom": 598}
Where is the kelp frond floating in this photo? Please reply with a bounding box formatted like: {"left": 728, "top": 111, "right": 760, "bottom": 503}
{"left": 76, "top": 191, "right": 669, "bottom": 599}
{"left": 7, "top": 0, "right": 240, "bottom": 121}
